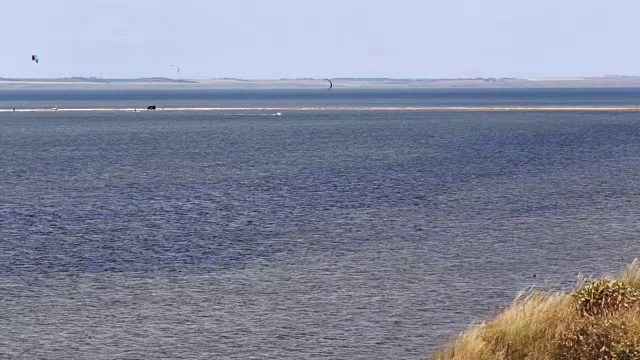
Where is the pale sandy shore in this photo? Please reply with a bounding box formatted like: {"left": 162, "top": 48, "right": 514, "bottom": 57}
{"left": 3, "top": 106, "right": 640, "bottom": 113}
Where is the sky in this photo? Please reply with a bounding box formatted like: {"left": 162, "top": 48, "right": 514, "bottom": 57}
{"left": 2, "top": 0, "right": 640, "bottom": 79}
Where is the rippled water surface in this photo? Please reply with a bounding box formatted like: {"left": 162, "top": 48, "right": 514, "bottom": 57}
{"left": 4, "top": 87, "right": 640, "bottom": 109}
{"left": 2, "top": 90, "right": 640, "bottom": 359}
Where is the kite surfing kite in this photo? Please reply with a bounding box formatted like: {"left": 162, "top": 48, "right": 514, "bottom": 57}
{"left": 170, "top": 64, "right": 180, "bottom": 74}
{"left": 31, "top": 55, "right": 39, "bottom": 63}
{"left": 326, "top": 78, "right": 333, "bottom": 90}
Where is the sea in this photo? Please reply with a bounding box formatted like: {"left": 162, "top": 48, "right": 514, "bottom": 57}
{"left": 2, "top": 88, "right": 640, "bottom": 359}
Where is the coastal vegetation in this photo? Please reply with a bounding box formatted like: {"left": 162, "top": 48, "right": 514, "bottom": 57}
{"left": 427, "top": 260, "right": 640, "bottom": 360}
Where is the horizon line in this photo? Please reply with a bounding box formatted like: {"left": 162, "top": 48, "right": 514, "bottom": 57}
{"left": 3, "top": 75, "right": 640, "bottom": 81}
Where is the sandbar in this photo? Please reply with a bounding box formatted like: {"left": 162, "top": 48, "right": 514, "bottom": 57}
{"left": 3, "top": 106, "right": 640, "bottom": 112}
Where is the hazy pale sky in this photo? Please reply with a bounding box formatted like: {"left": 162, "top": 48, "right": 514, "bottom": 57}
{"left": 3, "top": 0, "right": 639, "bottom": 79}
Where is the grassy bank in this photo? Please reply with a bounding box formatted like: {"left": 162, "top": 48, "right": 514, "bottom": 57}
{"left": 427, "top": 260, "right": 640, "bottom": 360}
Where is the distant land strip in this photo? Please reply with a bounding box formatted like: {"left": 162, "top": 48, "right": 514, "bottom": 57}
{"left": 7, "top": 76, "right": 640, "bottom": 89}
{"left": 3, "top": 106, "right": 640, "bottom": 112}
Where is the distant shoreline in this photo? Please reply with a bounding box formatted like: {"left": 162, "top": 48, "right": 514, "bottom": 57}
{"left": 4, "top": 106, "right": 640, "bottom": 113}
{"left": 5, "top": 76, "right": 640, "bottom": 89}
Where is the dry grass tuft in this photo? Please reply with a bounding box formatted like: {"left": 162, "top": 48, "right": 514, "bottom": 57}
{"left": 621, "top": 259, "right": 640, "bottom": 290}
{"left": 427, "top": 260, "right": 640, "bottom": 360}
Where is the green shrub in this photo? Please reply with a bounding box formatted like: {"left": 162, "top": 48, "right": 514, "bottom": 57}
{"left": 612, "top": 339, "right": 640, "bottom": 360}
{"left": 557, "top": 316, "right": 639, "bottom": 360}
{"left": 572, "top": 279, "right": 640, "bottom": 317}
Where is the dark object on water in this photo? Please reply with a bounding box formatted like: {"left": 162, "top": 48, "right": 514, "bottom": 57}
{"left": 147, "top": 105, "right": 156, "bottom": 110}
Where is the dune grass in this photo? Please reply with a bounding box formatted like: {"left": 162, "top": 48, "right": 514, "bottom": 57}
{"left": 427, "top": 260, "right": 640, "bottom": 360}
